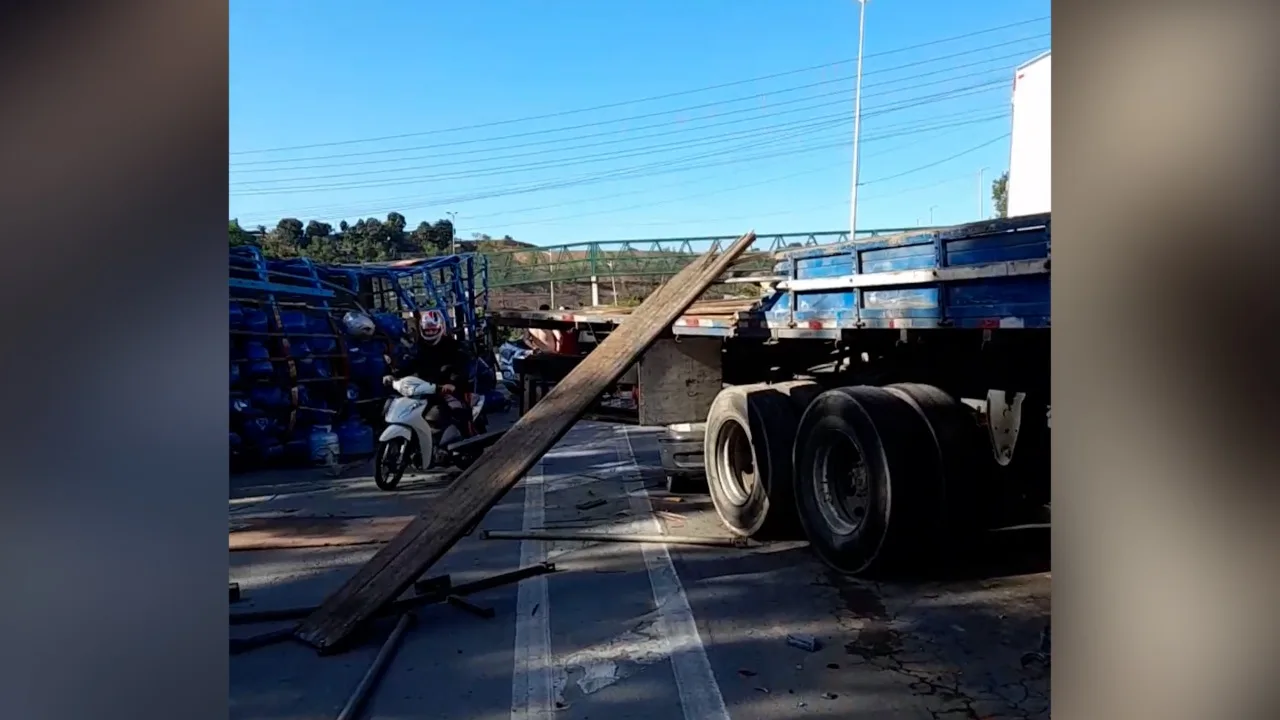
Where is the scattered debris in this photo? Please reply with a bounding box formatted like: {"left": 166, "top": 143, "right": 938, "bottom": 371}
{"left": 737, "top": 668, "right": 757, "bottom": 677}
{"left": 754, "top": 686, "right": 770, "bottom": 694}
{"left": 653, "top": 510, "right": 686, "bottom": 527}
{"left": 231, "top": 562, "right": 556, "bottom": 626}
{"left": 531, "top": 603, "right": 540, "bottom": 617}
{"left": 295, "top": 232, "right": 758, "bottom": 653}
{"left": 786, "top": 633, "right": 820, "bottom": 652}
{"left": 822, "top": 692, "right": 839, "bottom": 700}
{"left": 575, "top": 498, "right": 608, "bottom": 511}
{"left": 335, "top": 613, "right": 416, "bottom": 720}
{"left": 412, "top": 574, "right": 453, "bottom": 596}
{"left": 481, "top": 529, "right": 751, "bottom": 548}
{"left": 447, "top": 595, "right": 496, "bottom": 619}
{"left": 229, "top": 626, "right": 296, "bottom": 655}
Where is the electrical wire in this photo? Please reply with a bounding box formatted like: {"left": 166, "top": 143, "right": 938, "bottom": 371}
{"left": 240, "top": 106, "right": 1009, "bottom": 221}
{"left": 241, "top": 117, "right": 1010, "bottom": 228}
{"left": 230, "top": 16, "right": 1048, "bottom": 156}
{"left": 232, "top": 79, "right": 1008, "bottom": 196}
{"left": 455, "top": 133, "right": 1007, "bottom": 233}
{"left": 231, "top": 61, "right": 1025, "bottom": 185}
{"left": 231, "top": 43, "right": 1043, "bottom": 171}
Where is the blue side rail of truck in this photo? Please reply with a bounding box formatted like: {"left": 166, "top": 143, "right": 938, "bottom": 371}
{"left": 490, "top": 213, "right": 1051, "bottom": 576}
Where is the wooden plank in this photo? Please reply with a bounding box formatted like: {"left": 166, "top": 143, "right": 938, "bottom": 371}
{"left": 294, "top": 231, "right": 758, "bottom": 651}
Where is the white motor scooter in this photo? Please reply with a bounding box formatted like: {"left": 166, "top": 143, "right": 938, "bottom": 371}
{"left": 374, "top": 375, "right": 496, "bottom": 491}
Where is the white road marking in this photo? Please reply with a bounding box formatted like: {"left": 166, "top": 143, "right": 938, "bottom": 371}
{"left": 619, "top": 427, "right": 731, "bottom": 720}
{"left": 511, "top": 462, "right": 554, "bottom": 720}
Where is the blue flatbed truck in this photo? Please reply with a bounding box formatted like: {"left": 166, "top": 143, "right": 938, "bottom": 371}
{"left": 490, "top": 212, "right": 1050, "bottom": 575}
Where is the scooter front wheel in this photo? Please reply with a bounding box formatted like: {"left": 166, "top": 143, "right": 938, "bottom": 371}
{"left": 374, "top": 437, "right": 410, "bottom": 491}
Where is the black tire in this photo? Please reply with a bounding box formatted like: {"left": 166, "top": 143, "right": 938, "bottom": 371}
{"left": 792, "top": 385, "right": 944, "bottom": 575}
{"left": 374, "top": 437, "right": 410, "bottom": 491}
{"left": 704, "top": 383, "right": 811, "bottom": 538}
{"left": 884, "top": 383, "right": 989, "bottom": 533}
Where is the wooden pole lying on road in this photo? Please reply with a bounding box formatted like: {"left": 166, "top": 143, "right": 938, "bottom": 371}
{"left": 294, "top": 231, "right": 759, "bottom": 652}
{"left": 480, "top": 529, "right": 751, "bottom": 548}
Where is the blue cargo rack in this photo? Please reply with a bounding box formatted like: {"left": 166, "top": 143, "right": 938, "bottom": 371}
{"left": 760, "top": 214, "right": 1050, "bottom": 337}
{"left": 487, "top": 214, "right": 1050, "bottom": 341}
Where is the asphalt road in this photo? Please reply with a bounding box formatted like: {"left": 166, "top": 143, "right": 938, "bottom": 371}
{"left": 229, "top": 420, "right": 1050, "bottom": 720}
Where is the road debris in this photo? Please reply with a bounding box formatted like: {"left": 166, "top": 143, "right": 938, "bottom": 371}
{"left": 737, "top": 668, "right": 757, "bottom": 677}
{"left": 786, "top": 633, "right": 820, "bottom": 652}
{"left": 335, "top": 613, "right": 416, "bottom": 720}
{"left": 446, "top": 595, "right": 496, "bottom": 619}
{"left": 294, "top": 232, "right": 758, "bottom": 653}
{"left": 229, "top": 626, "right": 296, "bottom": 655}
{"left": 575, "top": 498, "right": 607, "bottom": 511}
{"left": 822, "top": 692, "right": 839, "bottom": 700}
{"left": 653, "top": 510, "right": 686, "bottom": 527}
{"left": 231, "top": 562, "right": 555, "bottom": 627}
{"left": 481, "top": 529, "right": 751, "bottom": 548}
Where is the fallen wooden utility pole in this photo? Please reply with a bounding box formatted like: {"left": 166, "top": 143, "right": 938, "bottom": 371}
{"left": 480, "top": 529, "right": 751, "bottom": 548}
{"left": 294, "top": 230, "right": 758, "bottom": 652}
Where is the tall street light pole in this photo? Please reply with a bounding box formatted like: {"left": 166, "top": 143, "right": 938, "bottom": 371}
{"left": 978, "top": 166, "right": 989, "bottom": 219}
{"left": 446, "top": 211, "right": 457, "bottom": 255}
{"left": 848, "top": 0, "right": 867, "bottom": 242}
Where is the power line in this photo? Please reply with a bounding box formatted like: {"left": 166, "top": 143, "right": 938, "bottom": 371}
{"left": 232, "top": 61, "right": 1026, "bottom": 186}
{"left": 231, "top": 43, "right": 1043, "bottom": 172}
{"left": 456, "top": 133, "right": 1007, "bottom": 233}
{"left": 857, "top": 133, "right": 1010, "bottom": 185}
{"left": 240, "top": 106, "right": 1009, "bottom": 222}
{"left": 230, "top": 16, "right": 1048, "bottom": 156}
{"left": 240, "top": 112, "right": 1009, "bottom": 227}
{"left": 451, "top": 115, "right": 1006, "bottom": 228}
{"left": 232, "top": 79, "right": 1008, "bottom": 196}
{"left": 236, "top": 93, "right": 1008, "bottom": 224}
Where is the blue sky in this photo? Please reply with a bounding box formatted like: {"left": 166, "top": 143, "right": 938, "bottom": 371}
{"left": 229, "top": 1, "right": 1049, "bottom": 245}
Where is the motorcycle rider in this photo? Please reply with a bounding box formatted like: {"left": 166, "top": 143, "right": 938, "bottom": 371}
{"left": 385, "top": 309, "right": 475, "bottom": 437}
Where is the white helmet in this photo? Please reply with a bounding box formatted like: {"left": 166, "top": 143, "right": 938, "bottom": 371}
{"left": 419, "top": 309, "right": 447, "bottom": 345}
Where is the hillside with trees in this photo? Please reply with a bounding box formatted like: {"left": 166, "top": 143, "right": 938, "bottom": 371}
{"left": 229, "top": 213, "right": 534, "bottom": 264}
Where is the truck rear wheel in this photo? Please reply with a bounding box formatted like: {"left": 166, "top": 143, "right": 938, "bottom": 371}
{"left": 793, "top": 386, "right": 944, "bottom": 575}
{"left": 884, "top": 383, "right": 988, "bottom": 534}
{"left": 704, "top": 383, "right": 815, "bottom": 538}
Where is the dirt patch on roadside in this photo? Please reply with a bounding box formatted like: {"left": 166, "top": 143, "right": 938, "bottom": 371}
{"left": 229, "top": 515, "right": 412, "bottom": 551}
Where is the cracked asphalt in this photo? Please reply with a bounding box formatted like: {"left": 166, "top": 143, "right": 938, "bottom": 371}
{"left": 230, "top": 418, "right": 1050, "bottom": 719}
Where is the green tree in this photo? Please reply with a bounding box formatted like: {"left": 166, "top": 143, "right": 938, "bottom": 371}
{"left": 991, "top": 171, "right": 1009, "bottom": 218}
{"left": 228, "top": 219, "right": 257, "bottom": 247}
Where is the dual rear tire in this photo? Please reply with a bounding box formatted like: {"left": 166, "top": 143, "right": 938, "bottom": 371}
{"left": 704, "top": 381, "right": 986, "bottom": 575}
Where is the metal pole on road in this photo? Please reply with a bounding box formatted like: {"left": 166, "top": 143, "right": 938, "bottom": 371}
{"left": 847, "top": 0, "right": 868, "bottom": 242}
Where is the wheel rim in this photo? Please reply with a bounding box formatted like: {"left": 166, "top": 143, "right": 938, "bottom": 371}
{"left": 379, "top": 439, "right": 406, "bottom": 479}
{"left": 714, "top": 418, "right": 756, "bottom": 506}
{"left": 811, "top": 430, "right": 871, "bottom": 535}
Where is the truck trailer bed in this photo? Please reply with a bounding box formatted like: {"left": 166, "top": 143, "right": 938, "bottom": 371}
{"left": 490, "top": 214, "right": 1051, "bottom": 340}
